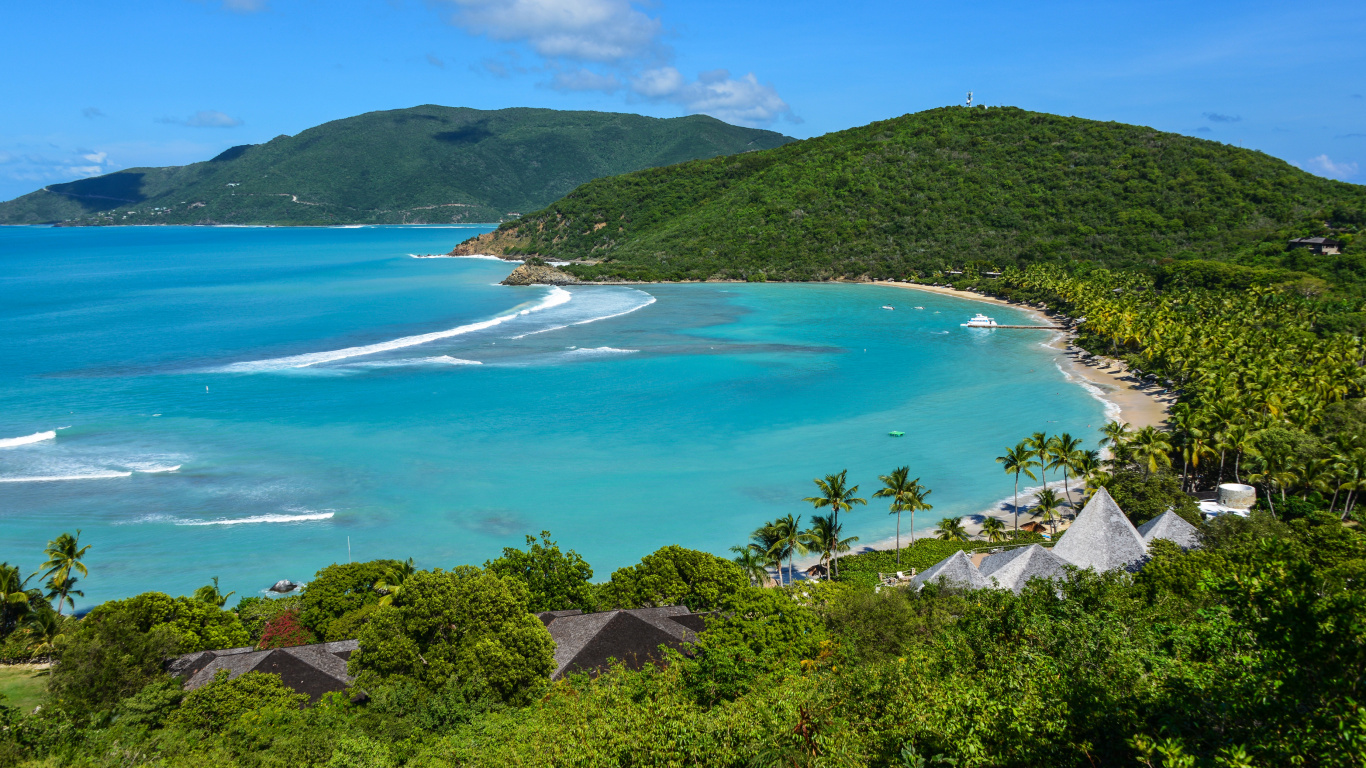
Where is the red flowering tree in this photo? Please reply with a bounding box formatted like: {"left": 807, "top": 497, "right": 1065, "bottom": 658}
{"left": 257, "top": 609, "right": 315, "bottom": 649}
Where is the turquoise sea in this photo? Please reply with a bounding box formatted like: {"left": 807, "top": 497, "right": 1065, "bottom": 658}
{"left": 0, "top": 226, "right": 1108, "bottom": 606}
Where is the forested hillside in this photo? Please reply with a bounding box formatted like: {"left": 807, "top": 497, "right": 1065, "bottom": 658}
{"left": 0, "top": 107, "right": 792, "bottom": 226}
{"left": 456, "top": 107, "right": 1366, "bottom": 286}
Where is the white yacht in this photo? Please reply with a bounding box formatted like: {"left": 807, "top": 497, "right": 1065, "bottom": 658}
{"left": 962, "top": 313, "right": 998, "bottom": 327}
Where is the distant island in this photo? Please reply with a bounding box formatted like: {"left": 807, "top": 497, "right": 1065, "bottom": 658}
{"left": 0, "top": 106, "right": 793, "bottom": 227}
{"left": 451, "top": 106, "right": 1366, "bottom": 290}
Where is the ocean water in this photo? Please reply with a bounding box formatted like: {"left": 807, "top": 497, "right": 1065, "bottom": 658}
{"left": 0, "top": 226, "right": 1107, "bottom": 605}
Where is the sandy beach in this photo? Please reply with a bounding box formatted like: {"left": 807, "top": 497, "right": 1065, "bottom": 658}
{"left": 804, "top": 281, "right": 1178, "bottom": 569}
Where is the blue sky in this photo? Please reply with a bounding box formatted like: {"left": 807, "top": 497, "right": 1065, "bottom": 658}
{"left": 1, "top": 0, "right": 1363, "bottom": 202}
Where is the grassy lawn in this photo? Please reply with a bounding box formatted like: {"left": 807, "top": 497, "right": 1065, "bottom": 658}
{"left": 0, "top": 665, "right": 48, "bottom": 713}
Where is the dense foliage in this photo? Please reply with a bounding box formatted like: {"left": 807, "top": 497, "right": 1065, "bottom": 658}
{"left": 462, "top": 106, "right": 1366, "bottom": 286}
{"left": 993, "top": 264, "right": 1366, "bottom": 512}
{"left": 0, "top": 106, "right": 792, "bottom": 225}
{"left": 483, "top": 531, "right": 595, "bottom": 612}
{"left": 1, "top": 507, "right": 1361, "bottom": 767}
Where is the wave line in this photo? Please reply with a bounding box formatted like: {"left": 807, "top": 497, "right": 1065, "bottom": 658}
{"left": 220, "top": 287, "right": 571, "bottom": 371}
{"left": 0, "top": 431, "right": 56, "bottom": 449}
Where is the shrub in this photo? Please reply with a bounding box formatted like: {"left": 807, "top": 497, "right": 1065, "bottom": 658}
{"left": 301, "top": 560, "right": 399, "bottom": 639}
{"left": 350, "top": 569, "right": 554, "bottom": 705}
{"left": 172, "top": 670, "right": 308, "bottom": 731}
{"left": 258, "top": 609, "right": 316, "bottom": 649}
{"left": 484, "top": 531, "right": 595, "bottom": 612}
{"left": 237, "top": 595, "right": 302, "bottom": 643}
{"left": 600, "top": 545, "right": 747, "bottom": 611}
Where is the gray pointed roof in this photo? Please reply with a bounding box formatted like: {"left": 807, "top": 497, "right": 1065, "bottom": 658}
{"left": 543, "top": 606, "right": 701, "bottom": 680}
{"left": 1051, "top": 487, "right": 1147, "bottom": 572}
{"left": 980, "top": 544, "right": 1072, "bottom": 593}
{"left": 910, "top": 550, "right": 988, "bottom": 591}
{"left": 1137, "top": 510, "right": 1201, "bottom": 550}
{"left": 169, "top": 639, "right": 358, "bottom": 702}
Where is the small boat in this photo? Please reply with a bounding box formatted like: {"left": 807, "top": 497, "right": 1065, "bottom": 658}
{"left": 888, "top": 431, "right": 905, "bottom": 437}
{"left": 881, "top": 305, "right": 895, "bottom": 310}
{"left": 962, "top": 313, "right": 998, "bottom": 327}
{"left": 914, "top": 306, "right": 924, "bottom": 310}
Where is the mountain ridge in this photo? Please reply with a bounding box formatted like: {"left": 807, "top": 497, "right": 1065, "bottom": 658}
{"left": 453, "top": 106, "right": 1366, "bottom": 287}
{"left": 0, "top": 105, "right": 794, "bottom": 226}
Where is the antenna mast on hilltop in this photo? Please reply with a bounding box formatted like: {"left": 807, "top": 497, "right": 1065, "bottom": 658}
{"left": 966, "top": 91, "right": 973, "bottom": 107}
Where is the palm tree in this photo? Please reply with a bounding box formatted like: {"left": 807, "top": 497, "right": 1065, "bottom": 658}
{"left": 730, "top": 546, "right": 770, "bottom": 587}
{"left": 1099, "top": 421, "right": 1131, "bottom": 450}
{"left": 1051, "top": 433, "right": 1083, "bottom": 505}
{"left": 902, "top": 485, "right": 933, "bottom": 556}
{"left": 804, "top": 514, "right": 859, "bottom": 574}
{"left": 874, "top": 467, "right": 915, "bottom": 558}
{"left": 1033, "top": 488, "right": 1064, "bottom": 536}
{"left": 804, "top": 470, "right": 866, "bottom": 578}
{"left": 934, "top": 517, "right": 969, "bottom": 542}
{"left": 44, "top": 575, "right": 82, "bottom": 615}
{"left": 34, "top": 531, "right": 90, "bottom": 616}
{"left": 1029, "top": 432, "right": 1053, "bottom": 488}
{"left": 376, "top": 558, "right": 417, "bottom": 606}
{"left": 980, "top": 516, "right": 1007, "bottom": 543}
{"left": 0, "top": 563, "right": 32, "bottom": 634}
{"left": 25, "top": 608, "right": 63, "bottom": 660}
{"left": 996, "top": 443, "right": 1040, "bottom": 533}
{"left": 735, "top": 522, "right": 783, "bottom": 586}
{"left": 193, "top": 576, "right": 236, "bottom": 608}
{"left": 767, "top": 514, "right": 809, "bottom": 587}
{"left": 1130, "top": 426, "right": 1174, "bottom": 477}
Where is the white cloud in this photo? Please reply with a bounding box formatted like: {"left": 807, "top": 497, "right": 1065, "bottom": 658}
{"left": 0, "top": 147, "right": 115, "bottom": 187}
{"left": 440, "top": 0, "right": 662, "bottom": 63}
{"left": 434, "top": 0, "right": 795, "bottom": 126}
{"left": 1303, "top": 154, "right": 1359, "bottom": 180}
{"left": 158, "top": 110, "right": 244, "bottom": 128}
{"left": 82, "top": 151, "right": 108, "bottom": 164}
{"left": 629, "top": 67, "right": 793, "bottom": 126}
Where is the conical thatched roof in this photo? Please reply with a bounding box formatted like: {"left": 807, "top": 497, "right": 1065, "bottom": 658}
{"left": 1051, "top": 487, "right": 1147, "bottom": 572}
{"left": 910, "top": 550, "right": 988, "bottom": 591}
{"left": 980, "top": 544, "right": 1072, "bottom": 593}
{"left": 1137, "top": 510, "right": 1201, "bottom": 550}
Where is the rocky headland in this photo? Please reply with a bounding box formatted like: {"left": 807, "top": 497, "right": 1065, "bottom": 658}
{"left": 501, "top": 264, "right": 581, "bottom": 286}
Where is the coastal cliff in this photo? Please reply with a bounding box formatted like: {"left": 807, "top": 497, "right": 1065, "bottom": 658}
{"left": 501, "top": 263, "right": 580, "bottom": 286}
{"left": 450, "top": 230, "right": 525, "bottom": 258}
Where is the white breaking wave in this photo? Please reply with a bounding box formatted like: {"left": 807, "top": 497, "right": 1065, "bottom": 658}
{"left": 346, "top": 356, "right": 482, "bottom": 369}
{"left": 220, "top": 287, "right": 571, "bottom": 371}
{"left": 1054, "top": 361, "right": 1123, "bottom": 421}
{"left": 508, "top": 289, "right": 655, "bottom": 339}
{"left": 136, "top": 465, "right": 182, "bottom": 473}
{"left": 409, "top": 253, "right": 518, "bottom": 262}
{"left": 569, "top": 294, "right": 656, "bottom": 327}
{"left": 176, "top": 510, "right": 335, "bottom": 526}
{"left": 0, "top": 471, "right": 132, "bottom": 483}
{"left": 0, "top": 431, "right": 56, "bottom": 448}
{"left": 565, "top": 346, "right": 639, "bottom": 357}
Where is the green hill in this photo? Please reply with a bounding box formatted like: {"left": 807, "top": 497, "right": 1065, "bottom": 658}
{"left": 457, "top": 106, "right": 1366, "bottom": 286}
{"left": 0, "top": 106, "right": 793, "bottom": 226}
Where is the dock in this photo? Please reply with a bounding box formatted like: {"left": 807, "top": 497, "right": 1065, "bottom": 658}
{"left": 968, "top": 325, "right": 1065, "bottom": 330}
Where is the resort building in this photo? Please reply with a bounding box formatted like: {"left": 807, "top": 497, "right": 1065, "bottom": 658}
{"left": 1287, "top": 237, "right": 1344, "bottom": 255}
{"left": 168, "top": 640, "right": 358, "bottom": 702}
{"left": 913, "top": 487, "right": 1202, "bottom": 593}
{"left": 538, "top": 606, "right": 706, "bottom": 680}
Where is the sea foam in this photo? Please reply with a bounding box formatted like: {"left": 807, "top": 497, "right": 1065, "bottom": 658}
{"left": 175, "top": 510, "right": 335, "bottom": 526}
{"left": 0, "top": 431, "right": 56, "bottom": 448}
{"left": 220, "top": 287, "right": 571, "bottom": 371}
{"left": 0, "top": 470, "right": 132, "bottom": 483}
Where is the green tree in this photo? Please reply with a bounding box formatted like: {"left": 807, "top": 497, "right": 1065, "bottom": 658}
{"left": 1106, "top": 469, "right": 1204, "bottom": 526}
{"left": 34, "top": 531, "right": 90, "bottom": 616}
{"left": 602, "top": 545, "right": 747, "bottom": 611}
{"left": 300, "top": 559, "right": 400, "bottom": 640}
{"left": 1130, "top": 425, "right": 1175, "bottom": 477}
{"left": 350, "top": 568, "right": 554, "bottom": 705}
{"left": 767, "top": 514, "right": 809, "bottom": 587}
{"left": 934, "top": 517, "right": 968, "bottom": 542}
{"left": 1033, "top": 488, "right": 1064, "bottom": 535}
{"left": 375, "top": 558, "right": 417, "bottom": 608}
{"left": 192, "top": 576, "right": 235, "bottom": 608}
{"left": 484, "top": 532, "right": 594, "bottom": 611}
{"left": 874, "top": 466, "right": 916, "bottom": 557}
{"left": 996, "top": 442, "right": 1040, "bottom": 532}
{"left": 980, "top": 517, "right": 1007, "bottom": 543}
{"left": 1052, "top": 433, "right": 1084, "bottom": 505}
{"left": 0, "top": 563, "right": 32, "bottom": 636}
{"left": 803, "top": 514, "right": 859, "bottom": 574}
{"left": 171, "top": 670, "right": 308, "bottom": 731}
{"left": 804, "top": 470, "right": 867, "bottom": 578}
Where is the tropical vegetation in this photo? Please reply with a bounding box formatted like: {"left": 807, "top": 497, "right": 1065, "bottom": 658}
{"left": 0, "top": 106, "right": 792, "bottom": 226}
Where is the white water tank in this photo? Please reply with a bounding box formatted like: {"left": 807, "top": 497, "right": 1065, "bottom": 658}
{"left": 1217, "top": 483, "right": 1255, "bottom": 509}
